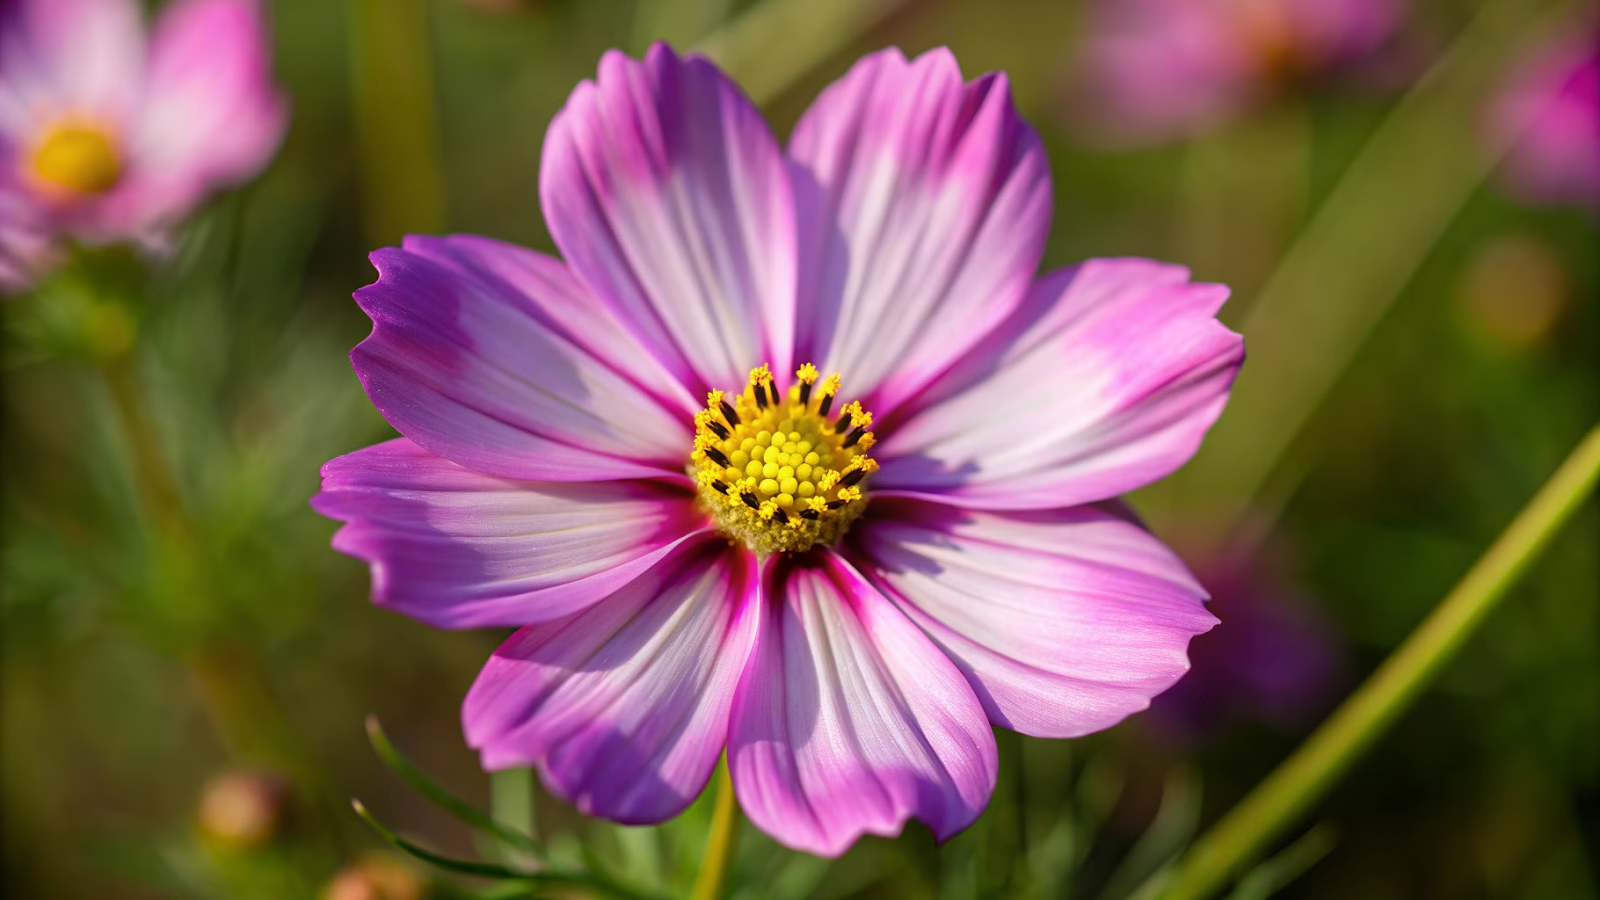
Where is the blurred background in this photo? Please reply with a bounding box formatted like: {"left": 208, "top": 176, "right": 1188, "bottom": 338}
{"left": 2, "top": 0, "right": 1596, "bottom": 897}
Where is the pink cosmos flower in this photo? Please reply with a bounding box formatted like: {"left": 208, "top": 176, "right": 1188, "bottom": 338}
{"left": 0, "top": 0, "right": 287, "bottom": 289}
{"left": 1077, "top": 0, "right": 1405, "bottom": 143}
{"left": 1487, "top": 31, "right": 1599, "bottom": 211}
{"left": 314, "top": 45, "right": 1244, "bottom": 856}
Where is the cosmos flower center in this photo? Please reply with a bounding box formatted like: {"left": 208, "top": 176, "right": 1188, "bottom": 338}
{"left": 691, "top": 363, "right": 878, "bottom": 555}
{"left": 31, "top": 123, "right": 122, "bottom": 195}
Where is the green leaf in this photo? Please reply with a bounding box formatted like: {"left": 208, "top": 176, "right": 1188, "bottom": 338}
{"left": 1224, "top": 826, "right": 1338, "bottom": 900}
{"left": 365, "top": 716, "right": 543, "bottom": 858}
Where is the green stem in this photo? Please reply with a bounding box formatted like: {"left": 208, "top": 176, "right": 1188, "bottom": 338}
{"left": 1159, "top": 425, "right": 1600, "bottom": 900}
{"left": 690, "top": 760, "right": 740, "bottom": 900}
{"left": 347, "top": 0, "right": 445, "bottom": 244}
{"left": 694, "top": 0, "right": 907, "bottom": 106}
{"left": 489, "top": 767, "right": 536, "bottom": 867}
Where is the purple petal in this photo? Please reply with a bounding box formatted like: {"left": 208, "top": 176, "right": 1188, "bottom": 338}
{"left": 847, "top": 499, "right": 1217, "bottom": 738}
{"left": 313, "top": 438, "right": 710, "bottom": 628}
{"left": 788, "top": 47, "right": 1051, "bottom": 415}
{"left": 539, "top": 43, "right": 795, "bottom": 397}
{"left": 728, "top": 551, "right": 997, "bottom": 857}
{"left": 352, "top": 242, "right": 692, "bottom": 482}
{"left": 874, "top": 259, "right": 1244, "bottom": 509}
{"left": 464, "top": 538, "right": 759, "bottom": 824}
{"left": 128, "top": 0, "right": 288, "bottom": 213}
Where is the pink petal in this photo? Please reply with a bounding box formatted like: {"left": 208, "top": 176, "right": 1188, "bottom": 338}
{"left": 874, "top": 259, "right": 1244, "bottom": 509}
{"left": 728, "top": 551, "right": 997, "bottom": 857}
{"left": 846, "top": 499, "right": 1217, "bottom": 738}
{"left": 352, "top": 242, "right": 692, "bottom": 482}
{"left": 464, "top": 539, "right": 759, "bottom": 824}
{"left": 313, "top": 439, "right": 711, "bottom": 628}
{"left": 539, "top": 43, "right": 794, "bottom": 397}
{"left": 788, "top": 47, "right": 1051, "bottom": 415}
{"left": 128, "top": 0, "right": 288, "bottom": 217}
{"left": 401, "top": 234, "right": 701, "bottom": 418}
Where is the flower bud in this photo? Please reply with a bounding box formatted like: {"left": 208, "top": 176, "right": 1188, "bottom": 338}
{"left": 196, "top": 770, "right": 290, "bottom": 849}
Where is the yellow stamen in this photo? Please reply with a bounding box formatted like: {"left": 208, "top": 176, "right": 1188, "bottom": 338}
{"left": 32, "top": 124, "right": 122, "bottom": 195}
{"left": 689, "top": 361, "right": 878, "bottom": 554}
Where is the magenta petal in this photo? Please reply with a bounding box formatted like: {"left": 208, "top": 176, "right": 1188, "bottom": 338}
{"left": 313, "top": 439, "right": 710, "bottom": 628}
{"left": 130, "top": 0, "right": 288, "bottom": 211}
{"left": 875, "top": 259, "right": 1244, "bottom": 509}
{"left": 848, "top": 499, "right": 1217, "bottom": 738}
{"left": 728, "top": 551, "right": 997, "bottom": 857}
{"left": 352, "top": 243, "right": 691, "bottom": 482}
{"left": 540, "top": 44, "right": 795, "bottom": 396}
{"left": 464, "top": 539, "right": 758, "bottom": 824}
{"left": 788, "top": 47, "right": 1051, "bottom": 415}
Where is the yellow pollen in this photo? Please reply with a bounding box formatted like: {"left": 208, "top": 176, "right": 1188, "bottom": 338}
{"left": 32, "top": 124, "right": 122, "bottom": 195}
{"left": 689, "top": 361, "right": 879, "bottom": 554}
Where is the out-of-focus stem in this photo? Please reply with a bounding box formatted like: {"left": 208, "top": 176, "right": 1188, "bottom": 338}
{"left": 690, "top": 760, "right": 740, "bottom": 900}
{"left": 347, "top": 0, "right": 445, "bottom": 245}
{"left": 489, "top": 767, "right": 536, "bottom": 867}
{"left": 1159, "top": 425, "right": 1600, "bottom": 900}
{"left": 695, "top": 0, "right": 907, "bottom": 105}
{"left": 632, "top": 0, "right": 734, "bottom": 53}
{"left": 1157, "top": 0, "right": 1570, "bottom": 546}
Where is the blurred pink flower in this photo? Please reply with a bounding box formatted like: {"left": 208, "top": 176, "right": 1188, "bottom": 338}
{"left": 315, "top": 45, "right": 1244, "bottom": 856}
{"left": 0, "top": 0, "right": 287, "bottom": 290}
{"left": 1077, "top": 0, "right": 1405, "bottom": 143}
{"left": 1487, "top": 31, "right": 1599, "bottom": 211}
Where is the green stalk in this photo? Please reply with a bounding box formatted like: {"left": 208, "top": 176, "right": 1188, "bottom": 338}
{"left": 347, "top": 0, "right": 445, "bottom": 244}
{"left": 489, "top": 767, "right": 537, "bottom": 867}
{"left": 695, "top": 0, "right": 908, "bottom": 105}
{"left": 690, "top": 760, "right": 741, "bottom": 900}
{"left": 1159, "top": 425, "right": 1600, "bottom": 900}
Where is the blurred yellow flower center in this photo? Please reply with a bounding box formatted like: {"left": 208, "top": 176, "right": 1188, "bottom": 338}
{"left": 691, "top": 363, "right": 878, "bottom": 555}
{"left": 32, "top": 124, "right": 122, "bottom": 195}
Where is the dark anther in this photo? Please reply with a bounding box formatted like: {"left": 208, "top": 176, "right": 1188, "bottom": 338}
{"left": 800, "top": 508, "right": 820, "bottom": 520}
{"left": 708, "top": 421, "right": 730, "bottom": 440}
{"left": 720, "top": 401, "right": 740, "bottom": 426}
{"left": 754, "top": 386, "right": 768, "bottom": 409}
{"left": 705, "top": 448, "right": 732, "bottom": 468}
{"left": 742, "top": 492, "right": 761, "bottom": 510}
{"left": 772, "top": 507, "right": 789, "bottom": 524}
{"left": 842, "top": 426, "right": 866, "bottom": 448}
{"left": 799, "top": 382, "right": 813, "bottom": 406}
{"left": 839, "top": 468, "right": 867, "bottom": 488}
{"left": 709, "top": 480, "right": 729, "bottom": 494}
{"left": 767, "top": 381, "right": 781, "bottom": 407}
{"left": 827, "top": 498, "right": 848, "bottom": 510}
{"left": 818, "top": 394, "right": 835, "bottom": 417}
{"left": 836, "top": 411, "right": 853, "bottom": 432}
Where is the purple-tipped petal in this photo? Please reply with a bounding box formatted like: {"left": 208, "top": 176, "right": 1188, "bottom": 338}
{"left": 352, "top": 243, "right": 692, "bottom": 482}
{"left": 788, "top": 47, "right": 1051, "bottom": 415}
{"left": 874, "top": 259, "right": 1244, "bottom": 509}
{"left": 540, "top": 43, "right": 795, "bottom": 397}
{"left": 847, "top": 499, "right": 1217, "bottom": 738}
{"left": 728, "top": 552, "right": 997, "bottom": 857}
{"left": 464, "top": 538, "right": 759, "bottom": 824}
{"left": 129, "top": 0, "right": 288, "bottom": 216}
{"left": 313, "top": 439, "right": 711, "bottom": 628}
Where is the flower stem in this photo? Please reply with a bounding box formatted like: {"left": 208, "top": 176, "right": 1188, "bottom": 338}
{"left": 489, "top": 767, "right": 536, "bottom": 867}
{"left": 1159, "top": 425, "right": 1600, "bottom": 900}
{"left": 691, "top": 760, "right": 740, "bottom": 900}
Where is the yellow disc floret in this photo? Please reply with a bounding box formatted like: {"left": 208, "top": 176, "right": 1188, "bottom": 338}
{"left": 690, "top": 363, "right": 879, "bottom": 554}
{"left": 31, "top": 123, "right": 122, "bottom": 195}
